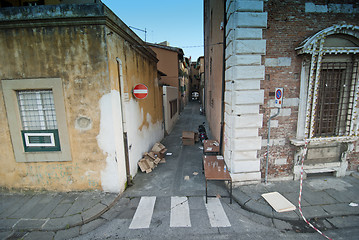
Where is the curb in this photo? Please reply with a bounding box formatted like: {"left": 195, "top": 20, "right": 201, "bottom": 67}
{"left": 4, "top": 192, "right": 123, "bottom": 234}
{"left": 65, "top": 191, "right": 123, "bottom": 230}
{"left": 231, "top": 188, "right": 358, "bottom": 222}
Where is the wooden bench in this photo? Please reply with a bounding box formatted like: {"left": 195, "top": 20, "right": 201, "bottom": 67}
{"left": 203, "top": 155, "right": 232, "bottom": 204}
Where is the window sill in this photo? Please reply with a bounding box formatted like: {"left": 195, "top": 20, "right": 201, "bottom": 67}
{"left": 290, "top": 136, "right": 358, "bottom": 146}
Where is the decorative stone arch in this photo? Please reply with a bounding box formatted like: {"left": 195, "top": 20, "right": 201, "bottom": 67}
{"left": 292, "top": 25, "right": 359, "bottom": 179}
{"left": 296, "top": 25, "right": 359, "bottom": 55}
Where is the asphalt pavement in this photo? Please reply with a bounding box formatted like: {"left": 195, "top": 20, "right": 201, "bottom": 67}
{"left": 1, "top": 101, "right": 359, "bottom": 240}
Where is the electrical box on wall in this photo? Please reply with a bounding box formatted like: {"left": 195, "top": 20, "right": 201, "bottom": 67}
{"left": 274, "top": 88, "right": 283, "bottom": 108}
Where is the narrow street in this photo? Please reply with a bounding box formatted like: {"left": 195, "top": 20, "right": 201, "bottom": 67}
{"left": 2, "top": 2, "right": 359, "bottom": 240}
{"left": 72, "top": 102, "right": 359, "bottom": 240}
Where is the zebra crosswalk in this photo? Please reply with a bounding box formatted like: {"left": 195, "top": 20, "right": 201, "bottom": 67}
{"left": 170, "top": 196, "right": 191, "bottom": 227}
{"left": 128, "top": 196, "right": 231, "bottom": 229}
{"left": 129, "top": 196, "right": 156, "bottom": 229}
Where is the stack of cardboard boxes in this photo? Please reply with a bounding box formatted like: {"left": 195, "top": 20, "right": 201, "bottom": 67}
{"left": 182, "top": 131, "right": 199, "bottom": 145}
{"left": 138, "top": 142, "right": 167, "bottom": 173}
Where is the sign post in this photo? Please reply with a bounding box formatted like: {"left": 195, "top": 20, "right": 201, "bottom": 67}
{"left": 133, "top": 84, "right": 148, "bottom": 99}
{"left": 265, "top": 87, "right": 284, "bottom": 184}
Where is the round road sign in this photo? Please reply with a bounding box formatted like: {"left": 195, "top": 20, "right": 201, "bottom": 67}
{"left": 133, "top": 84, "right": 148, "bottom": 99}
{"left": 276, "top": 89, "right": 282, "bottom": 100}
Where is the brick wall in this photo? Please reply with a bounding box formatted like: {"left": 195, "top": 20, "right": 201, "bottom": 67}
{"left": 260, "top": 0, "right": 359, "bottom": 178}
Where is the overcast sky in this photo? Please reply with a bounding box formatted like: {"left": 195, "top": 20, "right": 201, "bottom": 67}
{"left": 102, "top": 0, "right": 204, "bottom": 61}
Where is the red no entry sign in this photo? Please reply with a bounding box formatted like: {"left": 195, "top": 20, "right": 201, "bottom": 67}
{"left": 133, "top": 84, "right": 148, "bottom": 99}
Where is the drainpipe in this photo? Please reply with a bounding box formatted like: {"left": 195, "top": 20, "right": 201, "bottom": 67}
{"left": 116, "top": 58, "right": 132, "bottom": 187}
{"left": 219, "top": 0, "right": 227, "bottom": 155}
{"left": 265, "top": 108, "right": 281, "bottom": 184}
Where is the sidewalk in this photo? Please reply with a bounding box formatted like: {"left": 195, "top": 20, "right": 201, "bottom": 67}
{"left": 0, "top": 191, "right": 120, "bottom": 240}
{"left": 232, "top": 173, "right": 359, "bottom": 229}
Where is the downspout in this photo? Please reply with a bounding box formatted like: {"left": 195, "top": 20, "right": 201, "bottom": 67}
{"left": 116, "top": 57, "right": 133, "bottom": 187}
{"left": 219, "top": 0, "right": 227, "bottom": 154}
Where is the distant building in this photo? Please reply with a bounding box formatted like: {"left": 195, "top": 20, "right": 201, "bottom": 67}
{"left": 204, "top": 0, "right": 359, "bottom": 184}
{"left": 0, "top": 2, "right": 164, "bottom": 192}
{"left": 148, "top": 42, "right": 190, "bottom": 113}
{"left": 196, "top": 56, "right": 205, "bottom": 109}
{"left": 189, "top": 61, "right": 201, "bottom": 100}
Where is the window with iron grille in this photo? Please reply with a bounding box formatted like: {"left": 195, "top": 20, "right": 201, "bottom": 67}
{"left": 16, "top": 90, "right": 60, "bottom": 152}
{"left": 2, "top": 78, "right": 71, "bottom": 162}
{"left": 17, "top": 90, "right": 58, "bottom": 130}
{"left": 314, "top": 60, "right": 358, "bottom": 137}
{"left": 295, "top": 27, "right": 359, "bottom": 142}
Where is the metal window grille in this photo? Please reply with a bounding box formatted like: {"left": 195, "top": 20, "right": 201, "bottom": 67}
{"left": 314, "top": 61, "right": 358, "bottom": 137}
{"left": 16, "top": 90, "right": 58, "bottom": 131}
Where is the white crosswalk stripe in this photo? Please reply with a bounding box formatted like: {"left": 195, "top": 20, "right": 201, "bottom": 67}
{"left": 129, "top": 196, "right": 156, "bottom": 229}
{"left": 204, "top": 197, "right": 231, "bottom": 227}
{"left": 170, "top": 196, "right": 191, "bottom": 227}
{"left": 128, "top": 196, "right": 231, "bottom": 229}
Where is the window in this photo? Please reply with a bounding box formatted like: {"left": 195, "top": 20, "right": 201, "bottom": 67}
{"left": 170, "top": 99, "right": 177, "bottom": 118}
{"left": 16, "top": 90, "right": 61, "bottom": 152}
{"left": 296, "top": 25, "right": 359, "bottom": 140}
{"left": 314, "top": 61, "right": 358, "bottom": 137}
{"left": 17, "top": 90, "right": 58, "bottom": 130}
{"left": 22, "top": 0, "right": 44, "bottom": 6}
{"left": 2, "top": 78, "right": 71, "bottom": 162}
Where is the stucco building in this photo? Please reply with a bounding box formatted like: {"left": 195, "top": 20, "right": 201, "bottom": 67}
{"left": 0, "top": 2, "right": 164, "bottom": 192}
{"left": 189, "top": 62, "right": 200, "bottom": 97}
{"left": 204, "top": 0, "right": 359, "bottom": 184}
{"left": 204, "top": 0, "right": 225, "bottom": 143}
{"left": 148, "top": 42, "right": 190, "bottom": 113}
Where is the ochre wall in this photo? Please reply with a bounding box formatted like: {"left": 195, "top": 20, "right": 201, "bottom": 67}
{"left": 149, "top": 46, "right": 179, "bottom": 89}
{"left": 0, "top": 22, "right": 164, "bottom": 191}
{"left": 0, "top": 24, "right": 111, "bottom": 191}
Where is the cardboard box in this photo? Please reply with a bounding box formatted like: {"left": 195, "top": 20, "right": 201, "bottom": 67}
{"left": 138, "top": 158, "right": 152, "bottom": 172}
{"left": 151, "top": 142, "right": 167, "bottom": 158}
{"left": 145, "top": 152, "right": 157, "bottom": 160}
{"left": 182, "top": 131, "right": 195, "bottom": 145}
{"left": 182, "top": 138, "right": 195, "bottom": 145}
{"left": 154, "top": 157, "right": 161, "bottom": 164}
{"left": 138, "top": 142, "right": 168, "bottom": 173}
{"left": 194, "top": 132, "right": 199, "bottom": 142}
{"left": 151, "top": 142, "right": 166, "bottom": 152}
{"left": 182, "top": 131, "right": 195, "bottom": 139}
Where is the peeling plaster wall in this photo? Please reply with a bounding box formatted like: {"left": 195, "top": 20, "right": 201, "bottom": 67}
{"left": 105, "top": 27, "right": 164, "bottom": 181}
{"left": 97, "top": 90, "right": 126, "bottom": 193}
{"left": 125, "top": 99, "right": 164, "bottom": 176}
